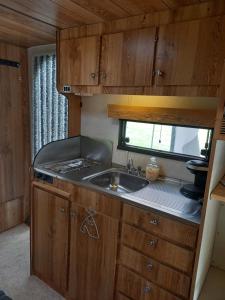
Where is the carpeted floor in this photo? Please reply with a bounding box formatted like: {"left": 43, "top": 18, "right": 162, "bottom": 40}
{"left": 0, "top": 224, "right": 64, "bottom": 300}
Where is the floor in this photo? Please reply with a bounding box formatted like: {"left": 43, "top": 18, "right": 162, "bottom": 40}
{"left": 198, "top": 266, "right": 225, "bottom": 300}
{"left": 0, "top": 224, "right": 64, "bottom": 300}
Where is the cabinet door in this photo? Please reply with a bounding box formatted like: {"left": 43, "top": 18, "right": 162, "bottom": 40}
{"left": 101, "top": 27, "right": 156, "bottom": 86}
{"left": 68, "top": 202, "right": 119, "bottom": 300}
{"left": 32, "top": 185, "right": 69, "bottom": 294}
{"left": 59, "top": 35, "right": 101, "bottom": 86}
{"left": 155, "top": 17, "right": 225, "bottom": 86}
{"left": 0, "top": 66, "right": 24, "bottom": 203}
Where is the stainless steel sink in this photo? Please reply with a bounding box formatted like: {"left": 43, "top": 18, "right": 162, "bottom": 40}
{"left": 86, "top": 170, "right": 149, "bottom": 194}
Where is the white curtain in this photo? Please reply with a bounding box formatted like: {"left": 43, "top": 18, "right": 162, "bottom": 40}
{"left": 32, "top": 54, "right": 68, "bottom": 158}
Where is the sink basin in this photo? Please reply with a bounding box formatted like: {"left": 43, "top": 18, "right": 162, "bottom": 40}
{"left": 87, "top": 170, "right": 149, "bottom": 194}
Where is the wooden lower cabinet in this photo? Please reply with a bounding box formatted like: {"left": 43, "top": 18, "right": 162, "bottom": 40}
{"left": 32, "top": 184, "right": 70, "bottom": 294}
{"left": 67, "top": 202, "right": 119, "bottom": 300}
{"left": 31, "top": 181, "right": 198, "bottom": 300}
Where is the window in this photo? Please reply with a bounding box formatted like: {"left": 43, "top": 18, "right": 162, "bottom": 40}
{"left": 32, "top": 53, "right": 68, "bottom": 158}
{"left": 118, "top": 120, "right": 213, "bottom": 161}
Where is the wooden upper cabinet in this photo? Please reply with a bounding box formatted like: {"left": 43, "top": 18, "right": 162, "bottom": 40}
{"left": 59, "top": 35, "right": 101, "bottom": 87}
{"left": 100, "top": 27, "right": 157, "bottom": 86}
{"left": 155, "top": 17, "right": 225, "bottom": 86}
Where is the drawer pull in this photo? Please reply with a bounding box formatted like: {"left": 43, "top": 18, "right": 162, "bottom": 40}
{"left": 59, "top": 207, "right": 65, "bottom": 213}
{"left": 143, "top": 285, "right": 151, "bottom": 294}
{"left": 146, "top": 263, "right": 153, "bottom": 271}
{"left": 148, "top": 239, "right": 158, "bottom": 247}
{"left": 149, "top": 219, "right": 159, "bottom": 225}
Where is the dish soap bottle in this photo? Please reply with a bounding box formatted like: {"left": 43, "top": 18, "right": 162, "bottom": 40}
{"left": 146, "top": 157, "right": 160, "bottom": 181}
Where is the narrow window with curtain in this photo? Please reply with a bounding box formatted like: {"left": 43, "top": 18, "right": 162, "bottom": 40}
{"left": 32, "top": 53, "right": 68, "bottom": 158}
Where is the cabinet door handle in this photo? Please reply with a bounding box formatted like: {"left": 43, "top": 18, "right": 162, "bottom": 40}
{"left": 148, "top": 239, "right": 158, "bottom": 247}
{"left": 59, "top": 207, "right": 66, "bottom": 213}
{"left": 80, "top": 209, "right": 100, "bottom": 240}
{"left": 143, "top": 285, "right": 151, "bottom": 294}
{"left": 90, "top": 72, "right": 96, "bottom": 79}
{"left": 156, "top": 70, "right": 165, "bottom": 77}
{"left": 149, "top": 219, "right": 159, "bottom": 225}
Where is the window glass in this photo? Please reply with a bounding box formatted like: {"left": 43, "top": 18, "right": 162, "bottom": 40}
{"left": 119, "top": 120, "right": 212, "bottom": 160}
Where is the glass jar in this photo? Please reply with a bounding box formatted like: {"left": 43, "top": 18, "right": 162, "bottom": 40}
{"left": 146, "top": 157, "right": 160, "bottom": 181}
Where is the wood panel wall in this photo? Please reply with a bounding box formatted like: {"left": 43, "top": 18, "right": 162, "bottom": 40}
{"left": 59, "top": 1, "right": 225, "bottom": 40}
{"left": 0, "top": 42, "right": 30, "bottom": 231}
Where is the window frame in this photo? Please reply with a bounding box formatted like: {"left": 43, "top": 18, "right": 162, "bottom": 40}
{"left": 117, "top": 119, "right": 213, "bottom": 162}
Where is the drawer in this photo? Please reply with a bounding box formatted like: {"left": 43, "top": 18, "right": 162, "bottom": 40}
{"left": 76, "top": 187, "right": 121, "bottom": 219}
{"left": 120, "top": 245, "right": 191, "bottom": 298}
{"left": 117, "top": 265, "right": 181, "bottom": 300}
{"left": 121, "top": 224, "right": 194, "bottom": 274}
{"left": 123, "top": 204, "right": 198, "bottom": 249}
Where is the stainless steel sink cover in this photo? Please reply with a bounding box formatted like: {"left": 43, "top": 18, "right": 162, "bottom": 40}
{"left": 128, "top": 179, "right": 202, "bottom": 216}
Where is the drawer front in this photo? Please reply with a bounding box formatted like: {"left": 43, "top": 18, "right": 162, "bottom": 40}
{"left": 121, "top": 224, "right": 194, "bottom": 274}
{"left": 76, "top": 187, "right": 121, "bottom": 219}
{"left": 120, "top": 245, "right": 191, "bottom": 298}
{"left": 117, "top": 266, "right": 181, "bottom": 300}
{"left": 123, "top": 204, "right": 198, "bottom": 249}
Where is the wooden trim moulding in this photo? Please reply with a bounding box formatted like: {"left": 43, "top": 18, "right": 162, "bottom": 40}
{"left": 32, "top": 181, "right": 71, "bottom": 200}
{"left": 211, "top": 179, "right": 225, "bottom": 203}
{"left": 108, "top": 104, "right": 216, "bottom": 128}
{"left": 67, "top": 94, "right": 81, "bottom": 137}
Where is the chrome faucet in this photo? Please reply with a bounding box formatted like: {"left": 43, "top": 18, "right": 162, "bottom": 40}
{"left": 126, "top": 158, "right": 144, "bottom": 177}
{"left": 127, "top": 158, "right": 134, "bottom": 174}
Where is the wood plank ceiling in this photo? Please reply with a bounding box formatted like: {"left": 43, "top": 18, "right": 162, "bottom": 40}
{"left": 0, "top": 0, "right": 211, "bottom": 47}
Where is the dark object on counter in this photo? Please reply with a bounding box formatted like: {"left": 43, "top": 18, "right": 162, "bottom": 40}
{"left": 0, "top": 290, "right": 12, "bottom": 300}
{"left": 180, "top": 160, "right": 208, "bottom": 200}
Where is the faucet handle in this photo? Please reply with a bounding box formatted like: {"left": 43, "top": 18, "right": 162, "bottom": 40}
{"left": 137, "top": 166, "right": 145, "bottom": 177}
{"left": 127, "top": 158, "right": 134, "bottom": 171}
